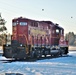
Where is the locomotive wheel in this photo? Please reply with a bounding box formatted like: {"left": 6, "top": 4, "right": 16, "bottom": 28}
{"left": 30, "top": 51, "right": 35, "bottom": 58}
{"left": 36, "top": 52, "right": 41, "bottom": 58}
{"left": 37, "top": 52, "right": 42, "bottom": 58}
{"left": 64, "top": 47, "right": 68, "bottom": 54}
{"left": 60, "top": 47, "right": 68, "bottom": 55}
{"left": 44, "top": 50, "right": 48, "bottom": 57}
{"left": 44, "top": 54, "right": 47, "bottom": 57}
{"left": 59, "top": 49, "right": 63, "bottom": 56}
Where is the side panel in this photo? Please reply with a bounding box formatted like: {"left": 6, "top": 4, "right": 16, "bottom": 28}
{"left": 28, "top": 22, "right": 49, "bottom": 46}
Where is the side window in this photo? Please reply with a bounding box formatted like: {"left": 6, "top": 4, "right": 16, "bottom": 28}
{"left": 31, "top": 22, "right": 38, "bottom": 27}
{"left": 12, "top": 22, "right": 16, "bottom": 26}
{"left": 56, "top": 29, "right": 59, "bottom": 34}
{"left": 31, "top": 22, "right": 34, "bottom": 26}
{"left": 20, "top": 22, "right": 27, "bottom": 26}
{"left": 61, "top": 30, "right": 62, "bottom": 35}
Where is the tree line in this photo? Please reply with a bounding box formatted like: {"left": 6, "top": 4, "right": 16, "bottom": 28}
{"left": 65, "top": 32, "right": 76, "bottom": 45}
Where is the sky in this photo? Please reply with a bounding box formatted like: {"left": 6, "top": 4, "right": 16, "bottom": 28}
{"left": 0, "top": 0, "right": 76, "bottom": 35}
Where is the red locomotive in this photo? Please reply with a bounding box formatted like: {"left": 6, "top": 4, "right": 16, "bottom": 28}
{"left": 3, "top": 17, "right": 68, "bottom": 60}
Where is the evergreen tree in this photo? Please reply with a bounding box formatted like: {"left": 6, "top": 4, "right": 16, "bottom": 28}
{"left": 0, "top": 13, "right": 7, "bottom": 45}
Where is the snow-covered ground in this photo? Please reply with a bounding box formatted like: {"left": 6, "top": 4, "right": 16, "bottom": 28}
{"left": 0, "top": 51, "right": 76, "bottom": 75}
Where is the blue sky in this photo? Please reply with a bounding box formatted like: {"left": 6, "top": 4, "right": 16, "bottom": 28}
{"left": 0, "top": 0, "right": 76, "bottom": 34}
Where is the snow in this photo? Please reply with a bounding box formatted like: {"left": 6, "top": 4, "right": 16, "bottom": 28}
{"left": 0, "top": 51, "right": 76, "bottom": 75}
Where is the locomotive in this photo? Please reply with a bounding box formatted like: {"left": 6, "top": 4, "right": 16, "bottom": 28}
{"left": 3, "top": 17, "right": 68, "bottom": 60}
